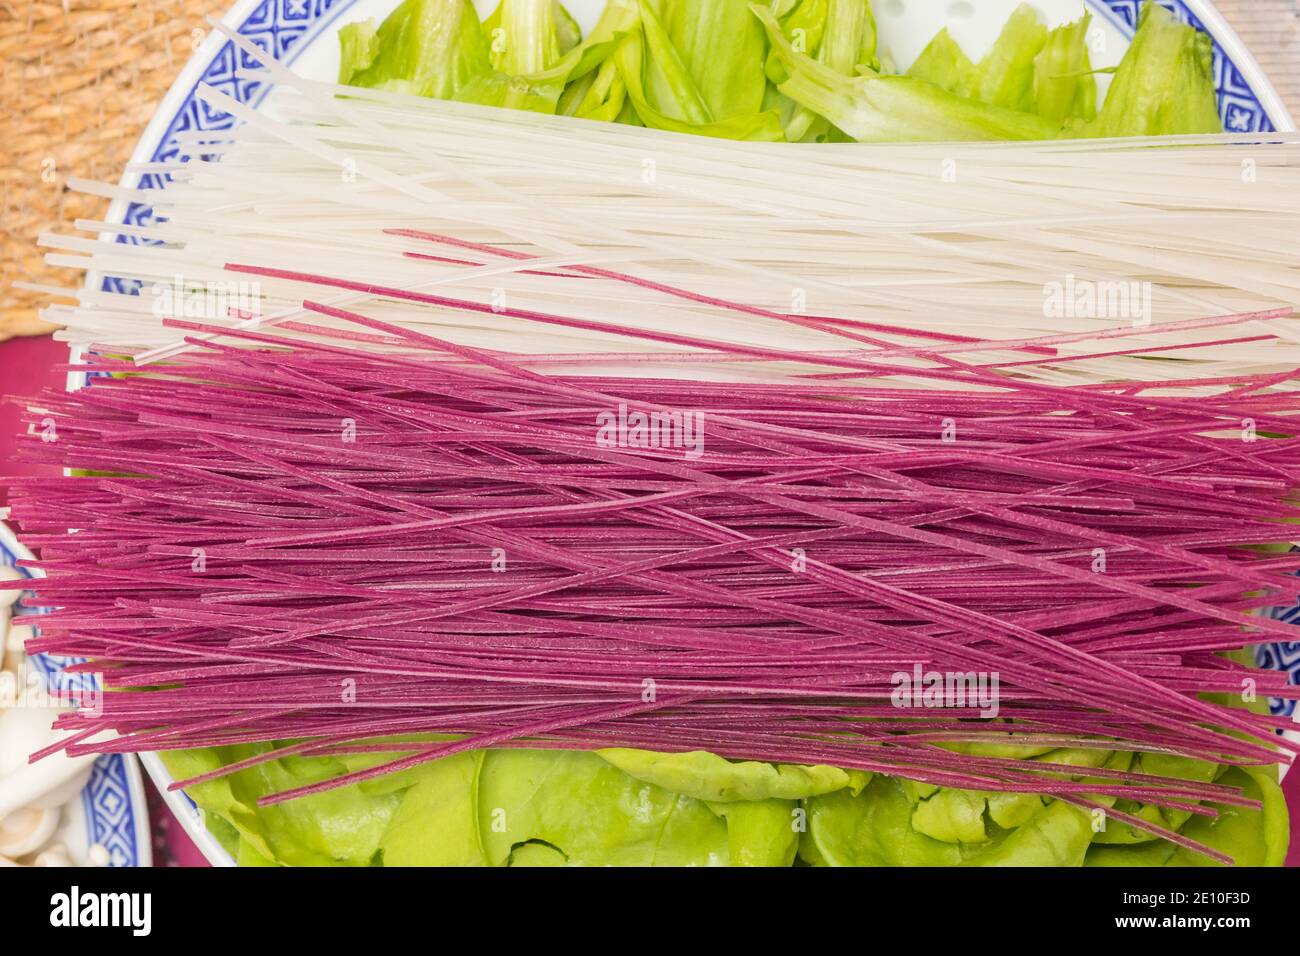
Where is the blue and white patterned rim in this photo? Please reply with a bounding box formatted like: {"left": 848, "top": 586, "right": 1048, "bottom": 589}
{"left": 70, "top": 0, "right": 1300, "bottom": 861}
{"left": 1262, "top": 554, "right": 1300, "bottom": 718}
{"left": 0, "top": 526, "right": 150, "bottom": 867}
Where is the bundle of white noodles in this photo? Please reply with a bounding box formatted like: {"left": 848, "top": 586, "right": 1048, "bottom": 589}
{"left": 25, "top": 23, "right": 1300, "bottom": 391}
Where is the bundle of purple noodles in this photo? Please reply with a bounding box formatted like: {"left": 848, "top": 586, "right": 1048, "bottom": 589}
{"left": 7, "top": 303, "right": 1300, "bottom": 863}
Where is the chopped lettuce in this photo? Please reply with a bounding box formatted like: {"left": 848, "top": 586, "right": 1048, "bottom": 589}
{"left": 335, "top": 0, "right": 1225, "bottom": 144}
{"left": 377, "top": 748, "right": 808, "bottom": 866}
{"left": 475, "top": 749, "right": 735, "bottom": 866}
{"left": 754, "top": 3, "right": 1059, "bottom": 142}
{"left": 558, "top": 0, "right": 636, "bottom": 117}
{"left": 662, "top": 0, "right": 769, "bottom": 120}
{"left": 1084, "top": 1, "right": 1222, "bottom": 137}
{"left": 709, "top": 798, "right": 800, "bottom": 866}
{"left": 484, "top": 0, "right": 564, "bottom": 75}
{"left": 597, "top": 747, "right": 868, "bottom": 801}
{"left": 908, "top": 8, "right": 1096, "bottom": 124}
{"left": 168, "top": 743, "right": 811, "bottom": 866}
{"left": 770, "top": 0, "right": 880, "bottom": 141}
{"left": 615, "top": 0, "right": 785, "bottom": 139}
{"left": 160, "top": 745, "right": 400, "bottom": 867}
{"left": 453, "top": 0, "right": 628, "bottom": 113}
{"left": 907, "top": 28, "right": 975, "bottom": 97}
{"left": 801, "top": 749, "right": 1131, "bottom": 867}
{"left": 336, "top": 0, "right": 491, "bottom": 99}
{"left": 1090, "top": 752, "right": 1222, "bottom": 845}
{"left": 967, "top": 3, "right": 1048, "bottom": 113}
{"left": 169, "top": 735, "right": 1286, "bottom": 867}
{"left": 482, "top": 1, "right": 585, "bottom": 63}
{"left": 1034, "top": 13, "right": 1097, "bottom": 124}
{"left": 1086, "top": 767, "right": 1289, "bottom": 867}
{"left": 378, "top": 751, "right": 488, "bottom": 866}
{"left": 454, "top": 33, "right": 618, "bottom": 113}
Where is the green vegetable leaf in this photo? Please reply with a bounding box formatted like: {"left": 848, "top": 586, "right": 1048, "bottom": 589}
{"left": 617, "top": 13, "right": 785, "bottom": 140}
{"left": 766, "top": 0, "right": 877, "bottom": 141}
{"left": 477, "top": 749, "right": 734, "bottom": 865}
{"left": 636, "top": 0, "right": 712, "bottom": 123}
{"left": 968, "top": 3, "right": 1048, "bottom": 112}
{"left": 337, "top": 19, "right": 381, "bottom": 86}
{"left": 753, "top": 3, "right": 1060, "bottom": 142}
{"left": 910, "top": 786, "right": 989, "bottom": 844}
{"left": 484, "top": 0, "right": 563, "bottom": 75}
{"left": 1084, "top": 2, "right": 1222, "bottom": 137}
{"left": 458, "top": 0, "right": 623, "bottom": 116}
{"left": 484, "top": 1, "right": 583, "bottom": 59}
{"left": 336, "top": 0, "right": 492, "bottom": 99}
{"left": 663, "top": 0, "right": 769, "bottom": 120}
{"left": 708, "top": 799, "right": 800, "bottom": 866}
{"left": 1034, "top": 14, "right": 1097, "bottom": 124}
{"left": 379, "top": 751, "right": 489, "bottom": 866}
{"left": 161, "top": 745, "right": 401, "bottom": 867}
{"left": 802, "top": 775, "right": 963, "bottom": 866}
{"left": 455, "top": 35, "right": 620, "bottom": 113}
{"left": 1091, "top": 752, "right": 1221, "bottom": 844}
{"left": 909, "top": 6, "right": 1096, "bottom": 124}
{"left": 598, "top": 747, "right": 860, "bottom": 801}
{"left": 802, "top": 774, "right": 1098, "bottom": 867}
{"left": 1086, "top": 766, "right": 1289, "bottom": 867}
{"left": 907, "top": 28, "right": 976, "bottom": 97}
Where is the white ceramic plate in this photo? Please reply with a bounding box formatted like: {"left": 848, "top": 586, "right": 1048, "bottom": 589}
{"left": 74, "top": 0, "right": 1298, "bottom": 866}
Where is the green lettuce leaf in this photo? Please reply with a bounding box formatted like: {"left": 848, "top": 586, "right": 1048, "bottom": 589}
{"left": 801, "top": 774, "right": 1099, "bottom": 867}
{"left": 1034, "top": 13, "right": 1097, "bottom": 124}
{"left": 907, "top": 28, "right": 976, "bottom": 97}
{"left": 783, "top": 0, "right": 878, "bottom": 141}
{"left": 554, "top": 2, "right": 582, "bottom": 52}
{"left": 753, "top": 3, "right": 1060, "bottom": 142}
{"left": 773, "top": 0, "right": 828, "bottom": 64}
{"left": 379, "top": 751, "right": 488, "bottom": 866}
{"left": 907, "top": 747, "right": 1113, "bottom": 845}
{"left": 598, "top": 747, "right": 866, "bottom": 801}
{"left": 336, "top": 0, "right": 492, "bottom": 99}
{"left": 617, "top": 6, "right": 785, "bottom": 141}
{"left": 476, "top": 749, "right": 760, "bottom": 865}
{"left": 709, "top": 799, "right": 801, "bottom": 866}
{"left": 337, "top": 19, "right": 381, "bottom": 85}
{"left": 1086, "top": 766, "right": 1289, "bottom": 867}
{"left": 484, "top": 0, "right": 564, "bottom": 75}
{"left": 967, "top": 3, "right": 1048, "bottom": 112}
{"left": 454, "top": 34, "right": 620, "bottom": 113}
{"left": 636, "top": 0, "right": 711, "bottom": 123}
{"left": 907, "top": 7, "right": 1096, "bottom": 124}
{"left": 1084, "top": 1, "right": 1222, "bottom": 137}
{"left": 663, "top": 0, "right": 769, "bottom": 120}
{"left": 173, "top": 742, "right": 812, "bottom": 866}
{"left": 483, "top": 1, "right": 583, "bottom": 59}
{"left": 160, "top": 745, "right": 400, "bottom": 867}
{"left": 559, "top": 56, "right": 627, "bottom": 118}
{"left": 802, "top": 748, "right": 1133, "bottom": 866}
{"left": 557, "top": 0, "right": 638, "bottom": 118}
{"left": 1091, "top": 752, "right": 1222, "bottom": 845}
